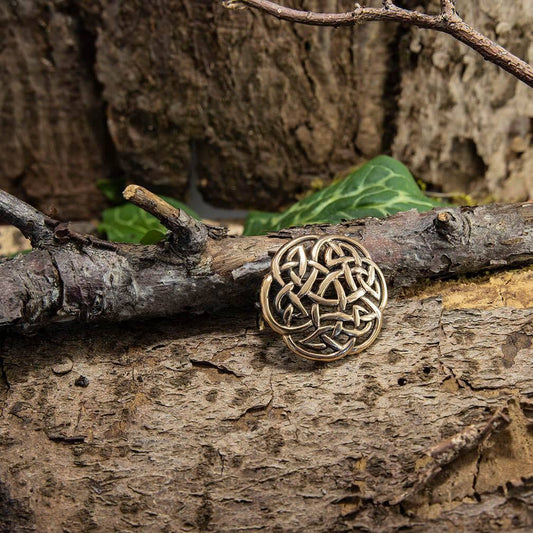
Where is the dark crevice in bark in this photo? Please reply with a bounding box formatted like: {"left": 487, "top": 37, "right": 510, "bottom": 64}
{"left": 381, "top": 0, "right": 433, "bottom": 154}
{"left": 49, "top": 252, "right": 64, "bottom": 323}
{"left": 380, "top": 23, "right": 404, "bottom": 154}
{"left": 0, "top": 481, "right": 34, "bottom": 532}
{"left": 472, "top": 450, "right": 484, "bottom": 501}
{"left": 188, "top": 139, "right": 199, "bottom": 207}
{"left": 0, "top": 348, "right": 10, "bottom": 392}
{"left": 60, "top": 1, "right": 123, "bottom": 194}
{"left": 190, "top": 359, "right": 242, "bottom": 378}
{"left": 46, "top": 433, "right": 86, "bottom": 444}
{"left": 224, "top": 396, "right": 273, "bottom": 422}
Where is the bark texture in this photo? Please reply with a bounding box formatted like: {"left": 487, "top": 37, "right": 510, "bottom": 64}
{"left": 0, "top": 1, "right": 117, "bottom": 220}
{"left": 2, "top": 0, "right": 531, "bottom": 217}
{"left": 1, "top": 296, "right": 532, "bottom": 531}
{"left": 393, "top": 0, "right": 533, "bottom": 202}
{"left": 93, "top": 0, "right": 391, "bottom": 210}
{"left": 1, "top": 202, "right": 531, "bottom": 330}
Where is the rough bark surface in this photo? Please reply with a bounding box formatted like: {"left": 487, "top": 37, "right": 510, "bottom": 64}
{"left": 1, "top": 202, "right": 531, "bottom": 330}
{"left": 0, "top": 0, "right": 397, "bottom": 215}
{"left": 1, "top": 296, "right": 532, "bottom": 531}
{"left": 93, "top": 0, "right": 391, "bottom": 209}
{"left": 0, "top": 1, "right": 117, "bottom": 220}
{"left": 1, "top": 0, "right": 531, "bottom": 216}
{"left": 393, "top": 0, "right": 533, "bottom": 202}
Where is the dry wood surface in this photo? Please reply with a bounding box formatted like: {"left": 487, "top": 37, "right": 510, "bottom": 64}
{"left": 0, "top": 189, "right": 532, "bottom": 531}
{"left": 1, "top": 291, "right": 532, "bottom": 531}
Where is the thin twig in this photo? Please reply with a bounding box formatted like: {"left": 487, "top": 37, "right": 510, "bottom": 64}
{"left": 391, "top": 407, "right": 511, "bottom": 504}
{"left": 227, "top": 0, "right": 533, "bottom": 88}
{"left": 0, "top": 189, "right": 55, "bottom": 247}
{"left": 123, "top": 185, "right": 208, "bottom": 252}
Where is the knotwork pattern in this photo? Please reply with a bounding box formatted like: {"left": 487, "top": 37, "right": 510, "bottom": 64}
{"left": 260, "top": 235, "right": 387, "bottom": 361}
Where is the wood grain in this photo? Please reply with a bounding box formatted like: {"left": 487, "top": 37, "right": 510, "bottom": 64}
{"left": 1, "top": 298, "right": 532, "bottom": 531}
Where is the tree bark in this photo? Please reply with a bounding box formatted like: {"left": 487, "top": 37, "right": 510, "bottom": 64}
{"left": 2, "top": 1, "right": 532, "bottom": 218}
{"left": 2, "top": 0, "right": 393, "bottom": 215}
{"left": 393, "top": 0, "right": 533, "bottom": 203}
{"left": 0, "top": 1, "right": 117, "bottom": 220}
{"left": 1, "top": 295, "right": 532, "bottom": 531}
{"left": 93, "top": 0, "right": 394, "bottom": 211}
{"left": 1, "top": 197, "right": 532, "bottom": 330}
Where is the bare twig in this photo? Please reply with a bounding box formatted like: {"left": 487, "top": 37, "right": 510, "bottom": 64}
{"left": 0, "top": 189, "right": 54, "bottom": 247}
{"left": 392, "top": 407, "right": 511, "bottom": 504}
{"left": 123, "top": 185, "right": 208, "bottom": 252}
{"left": 227, "top": 0, "right": 533, "bottom": 88}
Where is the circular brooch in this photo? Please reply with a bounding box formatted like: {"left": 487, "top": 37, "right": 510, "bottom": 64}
{"left": 260, "top": 235, "right": 387, "bottom": 362}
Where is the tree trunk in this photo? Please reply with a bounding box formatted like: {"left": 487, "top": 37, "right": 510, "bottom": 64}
{"left": 4, "top": 0, "right": 530, "bottom": 219}
{"left": 1, "top": 291, "right": 532, "bottom": 531}
{"left": 393, "top": 0, "right": 533, "bottom": 202}
{"left": 0, "top": 1, "right": 117, "bottom": 220}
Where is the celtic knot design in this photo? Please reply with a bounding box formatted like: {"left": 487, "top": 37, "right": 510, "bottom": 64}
{"left": 260, "top": 235, "right": 387, "bottom": 361}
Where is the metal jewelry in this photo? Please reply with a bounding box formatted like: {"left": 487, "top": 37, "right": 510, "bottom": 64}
{"left": 260, "top": 234, "right": 387, "bottom": 362}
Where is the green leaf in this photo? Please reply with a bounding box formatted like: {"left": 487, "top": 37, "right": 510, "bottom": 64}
{"left": 98, "top": 196, "right": 201, "bottom": 244}
{"left": 162, "top": 197, "right": 201, "bottom": 221}
{"left": 243, "top": 155, "right": 440, "bottom": 236}
{"left": 243, "top": 210, "right": 284, "bottom": 238}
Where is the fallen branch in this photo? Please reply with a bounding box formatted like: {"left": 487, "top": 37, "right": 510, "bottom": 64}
{"left": 122, "top": 185, "right": 227, "bottom": 253}
{"left": 0, "top": 187, "right": 531, "bottom": 330}
{"left": 225, "top": 0, "right": 533, "bottom": 88}
{"left": 123, "top": 185, "right": 209, "bottom": 252}
{"left": 0, "top": 188, "right": 55, "bottom": 248}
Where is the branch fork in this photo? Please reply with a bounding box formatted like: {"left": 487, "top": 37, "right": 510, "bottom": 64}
{"left": 122, "top": 185, "right": 211, "bottom": 253}
{"left": 0, "top": 185, "right": 224, "bottom": 257}
{"left": 227, "top": 0, "right": 533, "bottom": 88}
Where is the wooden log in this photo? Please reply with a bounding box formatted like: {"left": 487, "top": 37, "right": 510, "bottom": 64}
{"left": 0, "top": 296, "right": 532, "bottom": 531}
